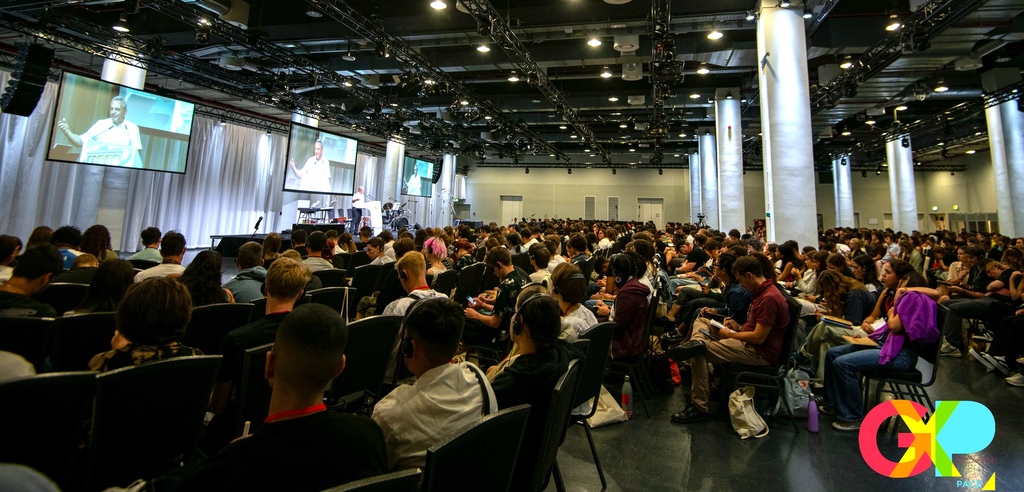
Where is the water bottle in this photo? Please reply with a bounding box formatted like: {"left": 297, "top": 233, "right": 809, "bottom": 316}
{"left": 807, "top": 392, "right": 819, "bottom": 433}
{"left": 621, "top": 375, "right": 633, "bottom": 419}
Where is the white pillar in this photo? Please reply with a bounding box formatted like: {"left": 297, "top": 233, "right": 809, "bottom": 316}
{"left": 832, "top": 156, "right": 854, "bottom": 228}
{"left": 699, "top": 131, "right": 719, "bottom": 230}
{"left": 383, "top": 140, "right": 405, "bottom": 203}
{"left": 886, "top": 137, "right": 919, "bottom": 233}
{"left": 757, "top": 0, "right": 818, "bottom": 247}
{"left": 100, "top": 58, "right": 146, "bottom": 89}
{"left": 689, "top": 152, "right": 702, "bottom": 224}
{"left": 436, "top": 153, "right": 457, "bottom": 226}
{"left": 986, "top": 101, "right": 1024, "bottom": 237}
{"left": 716, "top": 91, "right": 745, "bottom": 232}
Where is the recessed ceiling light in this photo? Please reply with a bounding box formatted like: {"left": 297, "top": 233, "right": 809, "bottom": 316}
{"left": 559, "top": 125, "right": 567, "bottom": 129}
{"left": 966, "top": 149, "right": 976, "bottom": 154}
{"left": 696, "top": 63, "right": 710, "bottom": 75}
{"left": 629, "top": 148, "right": 636, "bottom": 152}
{"left": 707, "top": 30, "right": 723, "bottom": 40}
{"left": 460, "top": 100, "right": 469, "bottom": 105}
{"left": 600, "top": 66, "right": 613, "bottom": 78}
{"left": 477, "top": 45, "right": 490, "bottom": 52}
{"left": 689, "top": 93, "right": 700, "bottom": 99}
{"left": 608, "top": 96, "right": 619, "bottom": 102}
{"left": 678, "top": 133, "right": 687, "bottom": 138}
{"left": 430, "top": 0, "right": 447, "bottom": 10}
{"left": 674, "top": 154, "right": 680, "bottom": 157}
{"left": 571, "top": 134, "right": 578, "bottom": 138}
{"left": 507, "top": 70, "right": 520, "bottom": 82}
{"left": 933, "top": 79, "right": 949, "bottom": 92}
{"left": 803, "top": 7, "right": 813, "bottom": 19}
{"left": 484, "top": 115, "right": 492, "bottom": 120}
{"left": 587, "top": 37, "right": 602, "bottom": 47}
{"left": 619, "top": 123, "right": 628, "bottom": 128}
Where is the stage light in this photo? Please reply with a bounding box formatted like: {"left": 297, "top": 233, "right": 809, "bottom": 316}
{"left": 113, "top": 13, "right": 130, "bottom": 33}
{"left": 430, "top": 0, "right": 447, "bottom": 9}
{"left": 840, "top": 56, "right": 853, "bottom": 69}
{"left": 305, "top": 2, "right": 322, "bottom": 17}
{"left": 697, "top": 63, "right": 710, "bottom": 75}
{"left": 841, "top": 158, "right": 847, "bottom": 166}
{"left": 342, "top": 44, "right": 356, "bottom": 62}
{"left": 601, "top": 66, "right": 613, "bottom": 78}
{"left": 886, "top": 15, "right": 901, "bottom": 32}
{"left": 707, "top": 30, "right": 723, "bottom": 40}
{"left": 508, "top": 70, "right": 520, "bottom": 82}
{"left": 933, "top": 78, "right": 949, "bottom": 92}
{"left": 588, "top": 37, "right": 602, "bottom": 47}
{"left": 803, "top": 7, "right": 813, "bottom": 19}
{"left": 374, "top": 41, "right": 389, "bottom": 58}
{"left": 746, "top": 11, "right": 756, "bottom": 21}
{"left": 477, "top": 45, "right": 490, "bottom": 52}
{"left": 726, "top": 92, "right": 733, "bottom": 100}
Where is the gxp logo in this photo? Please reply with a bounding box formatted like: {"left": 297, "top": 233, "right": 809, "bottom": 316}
{"left": 859, "top": 400, "right": 997, "bottom": 489}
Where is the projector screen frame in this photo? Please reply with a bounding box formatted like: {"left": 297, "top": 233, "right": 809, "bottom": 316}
{"left": 282, "top": 122, "right": 360, "bottom": 196}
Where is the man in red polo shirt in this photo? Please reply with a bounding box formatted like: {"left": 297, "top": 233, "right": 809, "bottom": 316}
{"left": 667, "top": 255, "right": 790, "bottom": 423}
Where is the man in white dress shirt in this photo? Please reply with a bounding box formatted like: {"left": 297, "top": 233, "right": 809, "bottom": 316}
{"left": 371, "top": 296, "right": 497, "bottom": 471}
{"left": 289, "top": 140, "right": 332, "bottom": 192}
{"left": 58, "top": 96, "right": 143, "bottom": 167}
{"left": 351, "top": 186, "right": 365, "bottom": 231}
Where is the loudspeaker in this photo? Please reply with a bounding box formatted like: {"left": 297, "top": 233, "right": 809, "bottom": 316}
{"left": 431, "top": 160, "right": 443, "bottom": 184}
{"left": 1, "top": 44, "right": 54, "bottom": 117}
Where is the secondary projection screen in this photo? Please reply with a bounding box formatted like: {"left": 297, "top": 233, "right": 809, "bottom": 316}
{"left": 284, "top": 123, "right": 359, "bottom": 195}
{"left": 401, "top": 157, "right": 435, "bottom": 197}
{"left": 47, "top": 72, "right": 196, "bottom": 173}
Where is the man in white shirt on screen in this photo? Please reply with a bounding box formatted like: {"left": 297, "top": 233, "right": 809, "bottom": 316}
{"left": 58, "top": 96, "right": 143, "bottom": 168}
{"left": 406, "top": 165, "right": 422, "bottom": 196}
{"left": 288, "top": 140, "right": 332, "bottom": 193}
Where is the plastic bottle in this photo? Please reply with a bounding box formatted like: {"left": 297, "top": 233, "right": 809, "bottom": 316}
{"left": 621, "top": 375, "right": 633, "bottom": 419}
{"left": 807, "top": 392, "right": 819, "bottom": 433}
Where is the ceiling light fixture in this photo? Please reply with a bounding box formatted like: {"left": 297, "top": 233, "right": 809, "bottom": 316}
{"left": 779, "top": 0, "right": 791, "bottom": 7}
{"left": 901, "top": 136, "right": 910, "bottom": 148}
{"left": 689, "top": 93, "right": 701, "bottom": 99}
{"left": 966, "top": 149, "right": 976, "bottom": 154}
{"left": 707, "top": 30, "right": 723, "bottom": 40}
{"left": 587, "top": 37, "right": 602, "bottom": 47}
{"left": 600, "top": 66, "right": 613, "bottom": 78}
{"left": 933, "top": 78, "right": 949, "bottom": 92}
{"left": 507, "top": 70, "right": 520, "bottom": 82}
{"left": 113, "top": 13, "right": 130, "bottom": 33}
{"left": 305, "top": 3, "right": 322, "bottom": 17}
{"left": 619, "top": 123, "right": 628, "bottom": 128}
{"left": 696, "top": 62, "right": 710, "bottom": 75}
{"left": 678, "top": 132, "right": 687, "bottom": 138}
{"left": 885, "top": 14, "right": 901, "bottom": 32}
{"left": 726, "top": 92, "right": 734, "bottom": 100}
{"left": 803, "top": 6, "right": 813, "bottom": 19}
{"left": 342, "top": 42, "right": 356, "bottom": 61}
{"left": 746, "top": 11, "right": 756, "bottom": 21}
{"left": 865, "top": 119, "right": 876, "bottom": 125}
{"left": 429, "top": 0, "right": 447, "bottom": 9}
{"left": 477, "top": 44, "right": 490, "bottom": 52}
{"left": 841, "top": 130, "right": 851, "bottom": 136}
{"left": 608, "top": 96, "right": 619, "bottom": 102}
{"left": 559, "top": 125, "right": 567, "bottom": 130}
{"left": 374, "top": 41, "right": 389, "bottom": 58}
{"left": 840, "top": 56, "right": 853, "bottom": 69}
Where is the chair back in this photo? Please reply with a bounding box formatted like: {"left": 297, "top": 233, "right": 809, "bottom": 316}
{"left": 325, "top": 469, "right": 422, "bottom": 492}
{"left": 377, "top": 262, "right": 395, "bottom": 291}
{"left": 474, "top": 247, "right": 486, "bottom": 262}
{"left": 181, "top": 303, "right": 255, "bottom": 355}
{"left": 915, "top": 339, "right": 943, "bottom": 387}
{"left": 0, "top": 372, "right": 95, "bottom": 488}
{"left": 526, "top": 359, "right": 582, "bottom": 492}
{"left": 88, "top": 355, "right": 223, "bottom": 491}
{"left": 480, "top": 263, "right": 500, "bottom": 292}
{"left": 453, "top": 262, "right": 486, "bottom": 307}
{"left": 349, "top": 250, "right": 371, "bottom": 271}
{"left": 250, "top": 297, "right": 268, "bottom": 322}
{"left": 327, "top": 316, "right": 403, "bottom": 403}
{"left": 314, "top": 268, "right": 348, "bottom": 287}
{"left": 512, "top": 252, "right": 532, "bottom": 273}
{"left": 32, "top": 282, "right": 89, "bottom": 316}
{"left": 423, "top": 405, "right": 531, "bottom": 492}
{"left": 236, "top": 342, "right": 274, "bottom": 436}
{"left": 128, "top": 259, "right": 160, "bottom": 270}
{"left": 309, "top": 287, "right": 353, "bottom": 316}
{"left": 778, "top": 295, "right": 803, "bottom": 365}
{"left": 0, "top": 317, "right": 55, "bottom": 371}
{"left": 52, "top": 312, "right": 116, "bottom": 371}
{"left": 577, "top": 322, "right": 615, "bottom": 414}
{"left": 431, "top": 270, "right": 458, "bottom": 298}
{"left": 350, "top": 265, "right": 385, "bottom": 314}
{"left": 331, "top": 254, "right": 349, "bottom": 270}
{"left": 579, "top": 256, "right": 596, "bottom": 283}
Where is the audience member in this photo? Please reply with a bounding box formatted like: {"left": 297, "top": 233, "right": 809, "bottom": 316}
{"left": 463, "top": 247, "right": 528, "bottom": 347}
{"left": 51, "top": 225, "right": 83, "bottom": 270}
{"left": 289, "top": 229, "right": 308, "bottom": 255}
{"left": 795, "top": 270, "right": 878, "bottom": 378}
{"left": 53, "top": 253, "right": 99, "bottom": 284}
{"left": 0, "top": 244, "right": 62, "bottom": 317}
{"left": 551, "top": 263, "right": 597, "bottom": 338}
{"left": 135, "top": 231, "right": 186, "bottom": 282}
{"left": 224, "top": 241, "right": 266, "bottom": 303}
{"left": 596, "top": 252, "right": 650, "bottom": 359}
{"left": 178, "top": 250, "right": 234, "bottom": 306}
{"left": 127, "top": 227, "right": 163, "bottom": 263}
{"left": 25, "top": 226, "right": 52, "bottom": 250}
{"left": 527, "top": 244, "right": 552, "bottom": 286}
{"left": 0, "top": 234, "right": 20, "bottom": 285}
{"left": 302, "top": 231, "right": 333, "bottom": 272}
{"left": 366, "top": 237, "right": 386, "bottom": 266}
{"left": 65, "top": 259, "right": 135, "bottom": 315}
{"left": 88, "top": 277, "right": 202, "bottom": 372}
{"left": 263, "top": 232, "right": 283, "bottom": 261}
{"left": 80, "top": 224, "right": 119, "bottom": 263}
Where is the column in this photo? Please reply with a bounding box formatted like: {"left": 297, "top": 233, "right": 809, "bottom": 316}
{"left": 699, "top": 131, "right": 719, "bottom": 229}
{"left": 689, "top": 152, "right": 702, "bottom": 224}
{"left": 832, "top": 156, "right": 854, "bottom": 227}
{"left": 101, "top": 58, "right": 146, "bottom": 89}
{"left": 886, "top": 136, "right": 919, "bottom": 233}
{"left": 757, "top": 0, "right": 818, "bottom": 247}
{"left": 715, "top": 90, "right": 745, "bottom": 232}
{"left": 986, "top": 101, "right": 1024, "bottom": 237}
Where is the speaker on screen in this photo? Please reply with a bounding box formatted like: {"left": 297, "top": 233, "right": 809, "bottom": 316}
{"left": 1, "top": 44, "right": 55, "bottom": 117}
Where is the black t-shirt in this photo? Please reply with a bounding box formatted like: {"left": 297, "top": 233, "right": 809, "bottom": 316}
{"left": 990, "top": 269, "right": 1017, "bottom": 304}
{"left": 0, "top": 291, "right": 57, "bottom": 318}
{"left": 158, "top": 411, "right": 388, "bottom": 492}
{"left": 493, "top": 269, "right": 528, "bottom": 331}
{"left": 685, "top": 247, "right": 711, "bottom": 270}
{"left": 217, "top": 313, "right": 290, "bottom": 385}
{"left": 53, "top": 267, "right": 98, "bottom": 285}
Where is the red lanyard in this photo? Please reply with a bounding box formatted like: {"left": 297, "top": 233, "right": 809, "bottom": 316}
{"left": 411, "top": 285, "right": 430, "bottom": 292}
{"left": 264, "top": 403, "right": 326, "bottom": 424}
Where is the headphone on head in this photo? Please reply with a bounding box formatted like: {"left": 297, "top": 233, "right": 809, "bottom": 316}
{"left": 609, "top": 254, "right": 632, "bottom": 288}
{"left": 511, "top": 291, "right": 553, "bottom": 336}
{"left": 552, "top": 272, "right": 586, "bottom": 296}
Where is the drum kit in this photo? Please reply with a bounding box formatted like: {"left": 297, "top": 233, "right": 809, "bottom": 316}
{"left": 382, "top": 201, "right": 410, "bottom": 230}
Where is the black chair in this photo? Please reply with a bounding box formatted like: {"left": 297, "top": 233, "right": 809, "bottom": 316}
{"left": 579, "top": 256, "right": 596, "bottom": 283}
{"left": 32, "top": 282, "right": 89, "bottom": 316}
{"left": 0, "top": 371, "right": 95, "bottom": 488}
{"left": 524, "top": 359, "right": 582, "bottom": 492}
{"left": 52, "top": 312, "right": 116, "bottom": 371}
{"left": 324, "top": 469, "right": 422, "bottom": 492}
{"left": 431, "top": 270, "right": 457, "bottom": 298}
{"left": 729, "top": 296, "right": 803, "bottom": 433}
{"left": 87, "top": 355, "right": 223, "bottom": 491}
{"left": 0, "top": 316, "right": 55, "bottom": 372}
{"left": 128, "top": 259, "right": 159, "bottom": 270}
{"left": 377, "top": 262, "right": 395, "bottom": 291}
{"left": 314, "top": 268, "right": 348, "bottom": 287}
{"left": 512, "top": 252, "right": 532, "bottom": 273}
{"left": 250, "top": 297, "right": 268, "bottom": 322}
{"left": 181, "top": 303, "right": 255, "bottom": 355}
{"left": 350, "top": 265, "right": 384, "bottom": 315}
{"left": 331, "top": 254, "right": 349, "bottom": 271}
{"left": 479, "top": 263, "right": 500, "bottom": 292}
{"left": 606, "top": 290, "right": 659, "bottom": 418}
{"left": 236, "top": 342, "right": 274, "bottom": 436}
{"left": 474, "top": 247, "right": 486, "bottom": 262}
{"left": 422, "top": 405, "right": 531, "bottom": 492}
{"left": 326, "top": 315, "right": 403, "bottom": 407}
{"left": 263, "top": 257, "right": 277, "bottom": 273}
{"left": 576, "top": 322, "right": 616, "bottom": 489}
{"left": 309, "top": 287, "right": 353, "bottom": 317}
{"left": 862, "top": 339, "right": 942, "bottom": 415}
{"left": 349, "top": 250, "right": 371, "bottom": 271}
{"left": 453, "top": 262, "right": 486, "bottom": 308}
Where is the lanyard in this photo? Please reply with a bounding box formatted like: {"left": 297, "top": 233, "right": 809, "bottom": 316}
{"left": 264, "top": 403, "right": 326, "bottom": 424}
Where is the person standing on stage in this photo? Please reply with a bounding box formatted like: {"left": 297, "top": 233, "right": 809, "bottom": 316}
{"left": 288, "top": 140, "right": 331, "bottom": 193}
{"left": 352, "top": 186, "right": 366, "bottom": 232}
{"left": 58, "top": 96, "right": 143, "bottom": 167}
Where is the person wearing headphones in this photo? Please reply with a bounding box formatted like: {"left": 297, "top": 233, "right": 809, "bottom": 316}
{"left": 490, "top": 288, "right": 584, "bottom": 491}
{"left": 551, "top": 263, "right": 598, "bottom": 338}
{"left": 597, "top": 252, "right": 650, "bottom": 359}
{"left": 463, "top": 247, "right": 529, "bottom": 347}
{"left": 371, "top": 297, "right": 497, "bottom": 471}
{"left": 381, "top": 251, "right": 448, "bottom": 316}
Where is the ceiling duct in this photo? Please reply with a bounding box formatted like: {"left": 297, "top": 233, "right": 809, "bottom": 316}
{"left": 181, "top": 0, "right": 251, "bottom": 29}
{"left": 614, "top": 34, "right": 640, "bottom": 52}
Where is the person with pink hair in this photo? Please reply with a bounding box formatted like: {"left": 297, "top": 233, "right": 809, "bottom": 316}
{"left": 423, "top": 237, "right": 448, "bottom": 276}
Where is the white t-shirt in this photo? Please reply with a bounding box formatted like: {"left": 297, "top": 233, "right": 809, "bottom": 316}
{"left": 81, "top": 118, "right": 143, "bottom": 167}
{"left": 297, "top": 156, "right": 331, "bottom": 192}
{"left": 563, "top": 305, "right": 598, "bottom": 337}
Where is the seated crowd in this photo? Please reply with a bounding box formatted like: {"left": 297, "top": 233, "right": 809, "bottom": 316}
{"left": 0, "top": 218, "right": 1021, "bottom": 489}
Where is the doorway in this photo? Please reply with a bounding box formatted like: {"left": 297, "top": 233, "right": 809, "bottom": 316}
{"left": 499, "top": 195, "right": 523, "bottom": 226}
{"left": 637, "top": 198, "right": 664, "bottom": 224}
{"left": 608, "top": 196, "right": 619, "bottom": 222}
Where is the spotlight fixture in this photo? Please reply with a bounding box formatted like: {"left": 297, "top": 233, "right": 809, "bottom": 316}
{"left": 840, "top": 56, "right": 853, "bottom": 69}
{"left": 196, "top": 19, "right": 211, "bottom": 44}
{"left": 619, "top": 123, "right": 628, "bottom": 128}
{"left": 430, "top": 0, "right": 447, "bottom": 9}
{"left": 477, "top": 18, "right": 492, "bottom": 36}
{"left": 608, "top": 96, "right": 619, "bottom": 102}
{"left": 374, "top": 41, "right": 389, "bottom": 58}
{"left": 746, "top": 11, "right": 756, "bottom": 21}
{"left": 508, "top": 70, "right": 520, "bottom": 82}
{"left": 113, "top": 13, "right": 130, "bottom": 33}
{"left": 587, "top": 37, "right": 602, "bottom": 47}
{"left": 966, "top": 149, "right": 977, "bottom": 154}
{"left": 342, "top": 42, "right": 356, "bottom": 62}
{"left": 707, "top": 30, "right": 723, "bottom": 40}
{"left": 901, "top": 136, "right": 910, "bottom": 148}
{"left": 779, "top": 0, "right": 791, "bottom": 7}
{"left": 678, "top": 132, "right": 687, "bottom": 138}
{"left": 265, "top": 128, "right": 271, "bottom": 136}
{"left": 726, "top": 92, "right": 734, "bottom": 100}
{"left": 600, "top": 66, "right": 613, "bottom": 78}
{"left": 803, "top": 7, "right": 813, "bottom": 19}
{"left": 876, "top": 170, "right": 881, "bottom": 175}
{"left": 696, "top": 63, "right": 710, "bottom": 75}
{"left": 885, "top": 14, "right": 901, "bottom": 32}
{"left": 841, "top": 131, "right": 851, "bottom": 136}
{"left": 477, "top": 44, "right": 490, "bottom": 52}
{"left": 305, "top": 3, "right": 322, "bottom": 17}
{"left": 689, "top": 93, "right": 701, "bottom": 99}
{"left": 933, "top": 78, "right": 949, "bottom": 92}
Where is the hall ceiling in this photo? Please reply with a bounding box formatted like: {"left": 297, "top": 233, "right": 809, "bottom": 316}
{"left": 0, "top": 0, "right": 1022, "bottom": 171}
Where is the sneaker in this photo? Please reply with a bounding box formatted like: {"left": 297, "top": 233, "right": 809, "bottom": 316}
{"left": 819, "top": 405, "right": 835, "bottom": 416}
{"left": 970, "top": 349, "right": 996, "bottom": 371}
{"left": 984, "top": 354, "right": 1011, "bottom": 376}
{"left": 831, "top": 420, "right": 862, "bottom": 432}
{"left": 666, "top": 340, "right": 707, "bottom": 362}
{"left": 1005, "top": 373, "right": 1024, "bottom": 387}
{"left": 939, "top": 340, "right": 962, "bottom": 358}
{"left": 972, "top": 331, "right": 994, "bottom": 343}
{"left": 670, "top": 404, "right": 710, "bottom": 424}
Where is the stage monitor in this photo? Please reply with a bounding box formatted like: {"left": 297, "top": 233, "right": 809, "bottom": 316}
{"left": 401, "top": 157, "right": 435, "bottom": 197}
{"left": 284, "top": 123, "right": 358, "bottom": 195}
{"left": 47, "top": 72, "right": 196, "bottom": 173}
